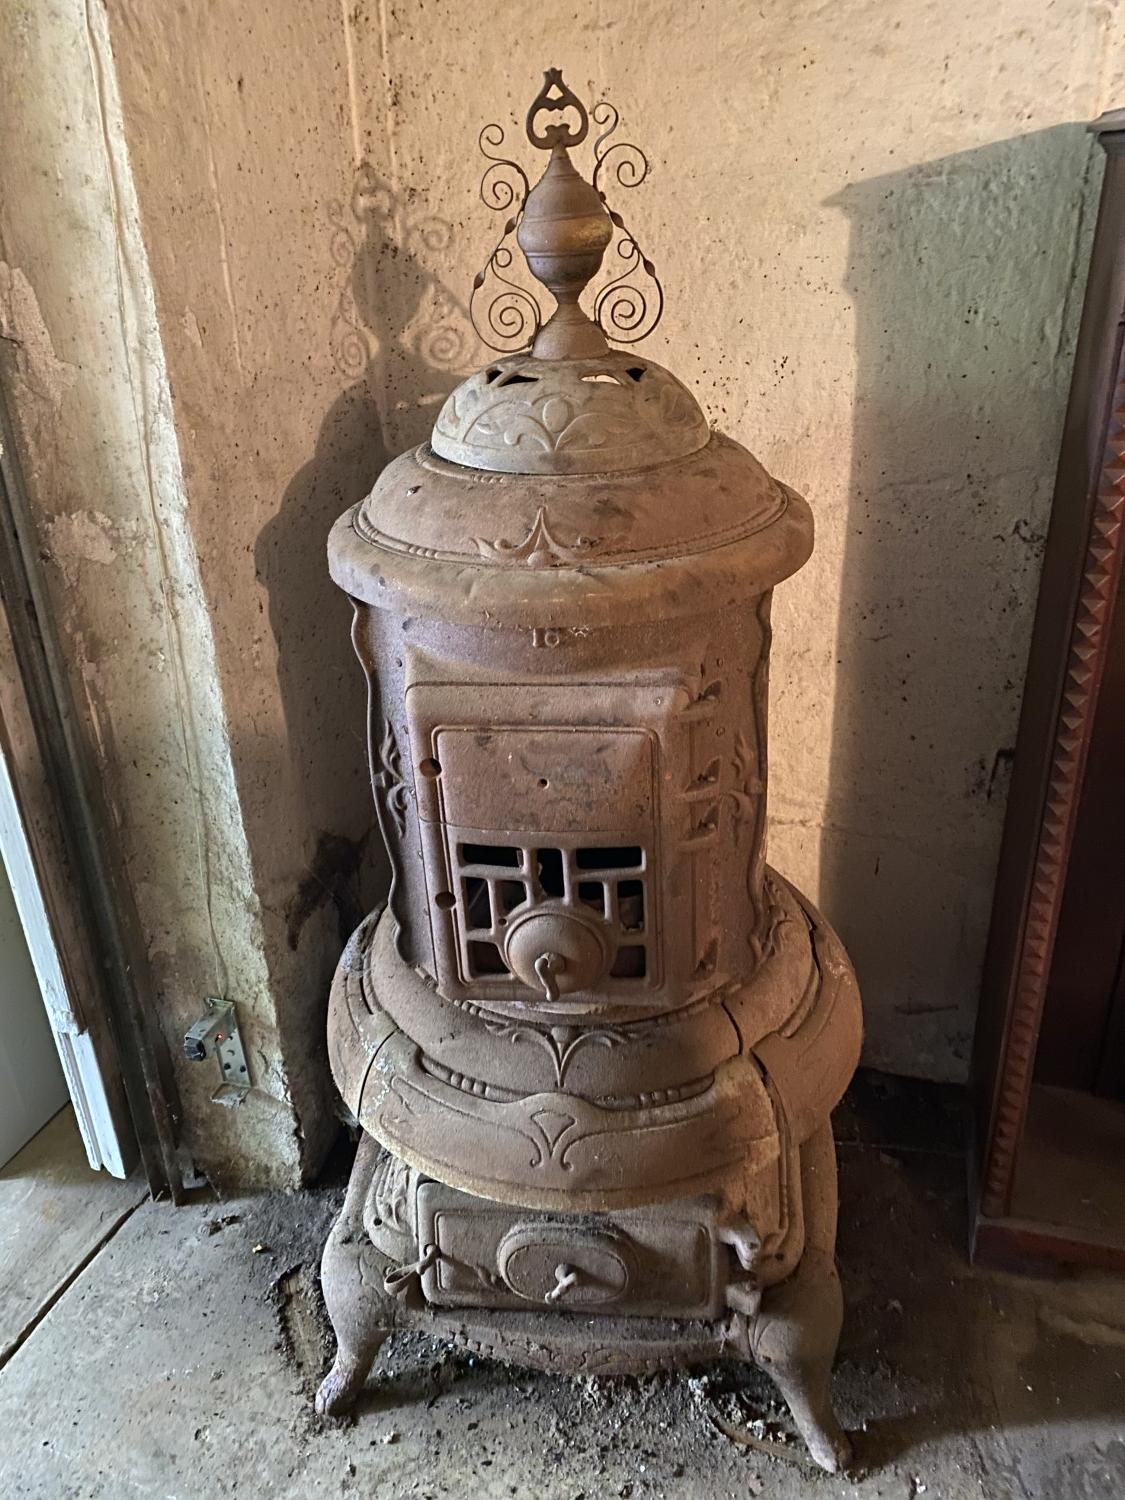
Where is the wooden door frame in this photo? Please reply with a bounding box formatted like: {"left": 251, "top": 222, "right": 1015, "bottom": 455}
{"left": 970, "top": 111, "right": 1125, "bottom": 1267}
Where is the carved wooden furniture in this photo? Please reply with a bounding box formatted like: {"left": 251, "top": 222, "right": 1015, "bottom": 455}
{"left": 971, "top": 108, "right": 1125, "bottom": 1270}
{"left": 317, "top": 73, "right": 863, "bottom": 1472}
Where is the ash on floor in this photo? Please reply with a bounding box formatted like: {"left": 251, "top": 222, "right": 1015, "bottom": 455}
{"left": 1, "top": 1073, "right": 1123, "bottom": 1499}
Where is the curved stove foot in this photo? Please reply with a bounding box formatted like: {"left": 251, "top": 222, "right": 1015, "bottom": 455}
{"left": 748, "top": 1122, "right": 852, "bottom": 1474}
{"left": 317, "top": 1134, "right": 395, "bottom": 1418}
{"left": 315, "top": 1334, "right": 388, "bottom": 1417}
{"left": 749, "top": 1251, "right": 851, "bottom": 1471}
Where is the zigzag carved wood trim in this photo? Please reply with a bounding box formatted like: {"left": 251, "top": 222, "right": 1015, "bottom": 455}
{"left": 980, "top": 352, "right": 1125, "bottom": 1217}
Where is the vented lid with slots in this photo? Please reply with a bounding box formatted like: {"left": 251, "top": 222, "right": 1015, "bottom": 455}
{"left": 430, "top": 349, "right": 710, "bottom": 475}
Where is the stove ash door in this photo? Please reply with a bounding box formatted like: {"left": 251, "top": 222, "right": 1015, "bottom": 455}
{"left": 415, "top": 1179, "right": 726, "bottom": 1318}
{"left": 406, "top": 678, "right": 682, "bottom": 1014}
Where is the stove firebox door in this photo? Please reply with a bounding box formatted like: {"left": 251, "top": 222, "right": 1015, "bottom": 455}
{"left": 406, "top": 678, "right": 680, "bottom": 1006}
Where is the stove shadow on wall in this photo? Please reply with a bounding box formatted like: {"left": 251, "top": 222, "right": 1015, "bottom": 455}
{"left": 255, "top": 167, "right": 474, "bottom": 959}
{"left": 823, "top": 124, "right": 1098, "bottom": 1085}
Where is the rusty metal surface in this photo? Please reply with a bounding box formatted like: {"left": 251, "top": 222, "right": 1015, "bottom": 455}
{"left": 326, "top": 878, "right": 859, "bottom": 1213}
{"left": 430, "top": 349, "right": 709, "bottom": 474}
{"left": 329, "top": 434, "right": 813, "bottom": 627}
{"left": 319, "top": 71, "right": 862, "bottom": 1474}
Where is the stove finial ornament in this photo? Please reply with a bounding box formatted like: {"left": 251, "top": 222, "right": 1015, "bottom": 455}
{"left": 471, "top": 70, "right": 664, "bottom": 359}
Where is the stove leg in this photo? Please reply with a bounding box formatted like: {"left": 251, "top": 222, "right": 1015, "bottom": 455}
{"left": 316, "top": 1334, "right": 388, "bottom": 1418}
{"left": 316, "top": 1135, "right": 392, "bottom": 1418}
{"left": 748, "top": 1123, "right": 852, "bottom": 1474}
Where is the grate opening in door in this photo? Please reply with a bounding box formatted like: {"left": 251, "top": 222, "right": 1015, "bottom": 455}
{"left": 447, "top": 839, "right": 654, "bottom": 990}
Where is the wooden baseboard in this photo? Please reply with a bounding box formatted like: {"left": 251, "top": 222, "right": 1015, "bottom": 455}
{"left": 971, "top": 1085, "right": 1125, "bottom": 1273}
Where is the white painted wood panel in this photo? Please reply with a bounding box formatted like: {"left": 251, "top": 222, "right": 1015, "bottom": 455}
{"left": 0, "top": 861, "right": 66, "bottom": 1169}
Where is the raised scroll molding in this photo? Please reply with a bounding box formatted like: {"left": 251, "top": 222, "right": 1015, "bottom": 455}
{"left": 371, "top": 1148, "right": 412, "bottom": 1233}
{"left": 482, "top": 1019, "right": 630, "bottom": 1089}
{"left": 473, "top": 506, "right": 600, "bottom": 568}
{"left": 374, "top": 723, "right": 409, "bottom": 835}
{"left": 722, "top": 731, "right": 762, "bottom": 824}
{"left": 368, "top": 703, "right": 410, "bottom": 959}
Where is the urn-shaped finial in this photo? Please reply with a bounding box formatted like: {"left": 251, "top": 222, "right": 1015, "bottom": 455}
{"left": 517, "top": 70, "right": 613, "bottom": 359}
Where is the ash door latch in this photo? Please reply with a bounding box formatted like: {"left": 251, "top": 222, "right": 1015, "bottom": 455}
{"left": 183, "top": 998, "right": 250, "bottom": 1107}
{"left": 545, "top": 1262, "right": 580, "bottom": 1304}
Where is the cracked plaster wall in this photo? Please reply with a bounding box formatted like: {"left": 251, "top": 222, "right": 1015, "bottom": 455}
{"left": 0, "top": 0, "right": 347, "bottom": 1186}
{"left": 4, "top": 0, "right": 1124, "bottom": 1185}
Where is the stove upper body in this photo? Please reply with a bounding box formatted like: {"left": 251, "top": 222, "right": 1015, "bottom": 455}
{"left": 330, "top": 349, "right": 811, "bottom": 1012}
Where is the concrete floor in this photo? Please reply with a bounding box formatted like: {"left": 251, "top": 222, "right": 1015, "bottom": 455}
{"left": 1, "top": 1075, "right": 1123, "bottom": 1499}
{"left": 0, "top": 1108, "right": 145, "bottom": 1364}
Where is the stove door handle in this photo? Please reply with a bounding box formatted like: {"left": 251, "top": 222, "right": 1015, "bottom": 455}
{"left": 383, "top": 1242, "right": 439, "bottom": 1301}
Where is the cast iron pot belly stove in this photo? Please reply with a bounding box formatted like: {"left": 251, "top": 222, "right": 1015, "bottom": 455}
{"left": 317, "top": 72, "right": 862, "bottom": 1474}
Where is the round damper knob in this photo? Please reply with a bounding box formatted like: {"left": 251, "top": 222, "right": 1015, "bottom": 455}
{"left": 502, "top": 906, "right": 610, "bottom": 1001}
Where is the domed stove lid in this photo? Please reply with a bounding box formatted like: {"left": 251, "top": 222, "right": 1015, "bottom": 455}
{"left": 432, "top": 349, "right": 709, "bottom": 476}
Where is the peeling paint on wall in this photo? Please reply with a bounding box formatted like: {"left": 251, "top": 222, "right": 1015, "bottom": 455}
{"left": 40, "top": 510, "right": 139, "bottom": 583}
{"left": 0, "top": 263, "right": 78, "bottom": 439}
{"left": 0, "top": 0, "right": 322, "bottom": 1185}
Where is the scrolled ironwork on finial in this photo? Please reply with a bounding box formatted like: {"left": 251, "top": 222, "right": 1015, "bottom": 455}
{"left": 470, "top": 122, "right": 543, "bottom": 353}
{"left": 593, "top": 232, "right": 664, "bottom": 346}
{"left": 468, "top": 74, "right": 663, "bottom": 356}
{"left": 592, "top": 101, "right": 648, "bottom": 193}
{"left": 478, "top": 122, "right": 530, "bottom": 214}
{"left": 590, "top": 99, "right": 664, "bottom": 345}
{"left": 470, "top": 240, "right": 542, "bottom": 354}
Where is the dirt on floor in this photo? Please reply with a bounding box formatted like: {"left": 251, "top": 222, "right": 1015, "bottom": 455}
{"left": 2, "top": 1073, "right": 1124, "bottom": 1499}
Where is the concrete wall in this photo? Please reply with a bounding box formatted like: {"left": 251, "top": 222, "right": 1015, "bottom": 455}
{"left": 3, "top": 1, "right": 1122, "bottom": 1183}
{"left": 0, "top": 0, "right": 370, "bottom": 1186}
